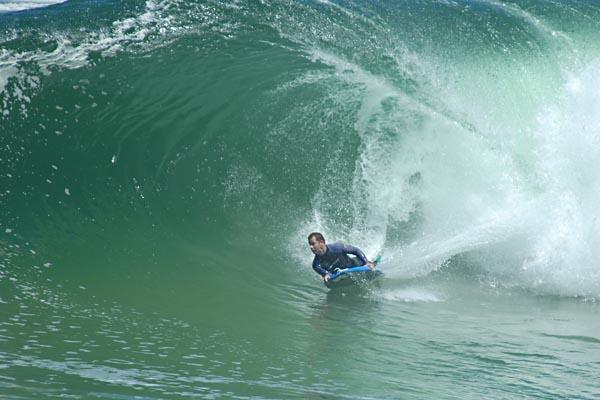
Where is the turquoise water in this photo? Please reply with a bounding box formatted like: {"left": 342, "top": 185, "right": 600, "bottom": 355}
{"left": 2, "top": 0, "right": 600, "bottom": 398}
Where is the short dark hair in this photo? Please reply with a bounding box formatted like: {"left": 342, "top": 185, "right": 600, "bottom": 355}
{"left": 308, "top": 232, "right": 325, "bottom": 243}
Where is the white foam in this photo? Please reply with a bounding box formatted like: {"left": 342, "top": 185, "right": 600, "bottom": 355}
{"left": 515, "top": 61, "right": 600, "bottom": 296}
{"left": 379, "top": 288, "right": 442, "bottom": 303}
{"left": 0, "top": 0, "right": 67, "bottom": 14}
{"left": 1, "top": 0, "right": 240, "bottom": 118}
{"left": 380, "top": 61, "right": 600, "bottom": 297}
{"left": 0, "top": 0, "right": 181, "bottom": 116}
{"left": 0, "top": 63, "right": 17, "bottom": 94}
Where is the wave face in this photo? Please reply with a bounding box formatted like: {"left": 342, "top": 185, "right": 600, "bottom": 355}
{"left": 2, "top": 0, "right": 600, "bottom": 295}
{"left": 2, "top": 1, "right": 600, "bottom": 399}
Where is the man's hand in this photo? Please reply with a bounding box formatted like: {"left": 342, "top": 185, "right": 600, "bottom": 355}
{"left": 323, "top": 273, "right": 330, "bottom": 283}
{"left": 366, "top": 261, "right": 376, "bottom": 271}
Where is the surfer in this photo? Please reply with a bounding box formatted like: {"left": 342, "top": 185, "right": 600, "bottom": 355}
{"left": 308, "top": 232, "right": 375, "bottom": 283}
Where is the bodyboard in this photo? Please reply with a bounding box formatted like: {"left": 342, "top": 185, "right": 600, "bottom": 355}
{"left": 325, "top": 256, "right": 382, "bottom": 289}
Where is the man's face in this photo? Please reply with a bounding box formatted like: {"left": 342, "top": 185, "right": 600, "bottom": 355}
{"left": 309, "top": 238, "right": 327, "bottom": 256}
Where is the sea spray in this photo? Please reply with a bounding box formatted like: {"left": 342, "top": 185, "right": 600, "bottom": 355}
{"left": 2, "top": 2, "right": 600, "bottom": 398}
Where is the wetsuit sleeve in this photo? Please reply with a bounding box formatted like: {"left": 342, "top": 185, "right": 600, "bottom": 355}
{"left": 312, "top": 257, "right": 329, "bottom": 276}
{"left": 340, "top": 243, "right": 368, "bottom": 265}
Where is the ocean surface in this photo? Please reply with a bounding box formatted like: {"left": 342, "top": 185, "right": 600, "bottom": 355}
{"left": 2, "top": 0, "right": 600, "bottom": 398}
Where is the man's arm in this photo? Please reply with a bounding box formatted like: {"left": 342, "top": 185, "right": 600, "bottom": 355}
{"left": 339, "top": 242, "right": 375, "bottom": 270}
{"left": 312, "top": 258, "right": 331, "bottom": 282}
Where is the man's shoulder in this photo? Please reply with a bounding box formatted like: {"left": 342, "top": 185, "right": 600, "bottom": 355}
{"left": 327, "top": 241, "right": 346, "bottom": 252}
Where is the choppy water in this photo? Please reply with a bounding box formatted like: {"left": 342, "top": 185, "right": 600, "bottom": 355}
{"left": 2, "top": 0, "right": 600, "bottom": 398}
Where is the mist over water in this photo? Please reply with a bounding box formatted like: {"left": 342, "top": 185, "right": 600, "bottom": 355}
{"left": 2, "top": 0, "right": 600, "bottom": 398}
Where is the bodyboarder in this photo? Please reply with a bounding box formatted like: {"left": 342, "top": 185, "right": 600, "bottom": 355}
{"left": 308, "top": 232, "right": 375, "bottom": 284}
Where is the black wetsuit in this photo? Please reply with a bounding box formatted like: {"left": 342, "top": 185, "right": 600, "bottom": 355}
{"left": 312, "top": 242, "right": 368, "bottom": 277}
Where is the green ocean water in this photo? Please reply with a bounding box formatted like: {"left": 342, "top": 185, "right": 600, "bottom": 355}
{"left": 2, "top": 0, "right": 600, "bottom": 398}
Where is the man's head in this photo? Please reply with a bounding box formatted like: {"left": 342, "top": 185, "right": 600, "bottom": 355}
{"left": 308, "top": 232, "right": 327, "bottom": 256}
